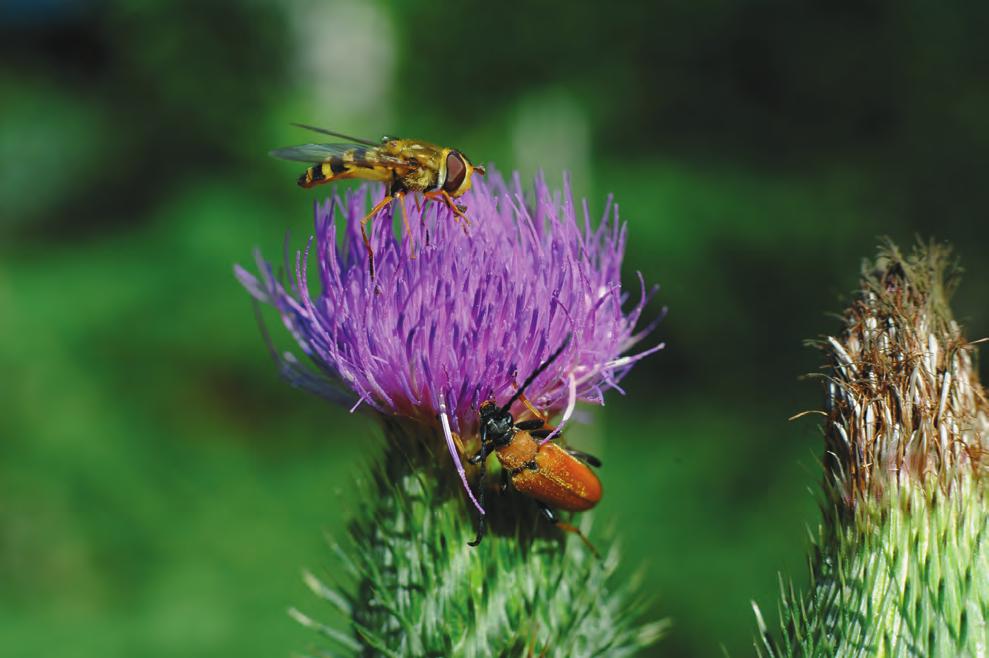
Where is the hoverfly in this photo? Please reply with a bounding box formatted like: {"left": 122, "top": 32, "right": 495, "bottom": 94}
{"left": 270, "top": 124, "right": 486, "bottom": 278}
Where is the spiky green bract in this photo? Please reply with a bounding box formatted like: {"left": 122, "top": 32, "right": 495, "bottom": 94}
{"left": 293, "top": 420, "right": 667, "bottom": 658}
{"left": 756, "top": 242, "right": 989, "bottom": 657}
{"left": 758, "top": 480, "right": 989, "bottom": 657}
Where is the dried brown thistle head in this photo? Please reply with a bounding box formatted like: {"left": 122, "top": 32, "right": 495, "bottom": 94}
{"left": 820, "top": 241, "right": 989, "bottom": 508}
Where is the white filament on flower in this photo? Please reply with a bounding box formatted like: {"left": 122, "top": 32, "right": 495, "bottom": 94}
{"left": 541, "top": 372, "right": 577, "bottom": 445}
{"left": 439, "top": 395, "right": 485, "bottom": 515}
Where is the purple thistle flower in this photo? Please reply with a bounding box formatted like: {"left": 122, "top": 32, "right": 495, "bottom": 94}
{"left": 236, "top": 169, "right": 663, "bottom": 511}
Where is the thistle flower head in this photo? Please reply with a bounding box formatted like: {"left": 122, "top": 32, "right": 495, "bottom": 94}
{"left": 236, "top": 170, "right": 662, "bottom": 438}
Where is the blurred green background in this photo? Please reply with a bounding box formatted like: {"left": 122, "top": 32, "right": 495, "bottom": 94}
{"left": 2, "top": 2, "right": 988, "bottom": 656}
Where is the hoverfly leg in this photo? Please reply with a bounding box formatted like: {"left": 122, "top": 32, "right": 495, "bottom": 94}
{"left": 537, "top": 502, "right": 600, "bottom": 558}
{"left": 414, "top": 193, "right": 430, "bottom": 249}
{"left": 423, "top": 190, "right": 472, "bottom": 234}
{"left": 360, "top": 195, "right": 394, "bottom": 280}
{"left": 394, "top": 191, "right": 416, "bottom": 260}
{"left": 441, "top": 190, "right": 472, "bottom": 230}
{"left": 421, "top": 191, "right": 442, "bottom": 215}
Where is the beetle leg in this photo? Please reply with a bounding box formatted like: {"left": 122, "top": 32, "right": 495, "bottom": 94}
{"left": 468, "top": 508, "right": 486, "bottom": 547}
{"left": 469, "top": 443, "right": 493, "bottom": 465}
{"left": 517, "top": 392, "right": 549, "bottom": 424}
{"left": 509, "top": 459, "right": 538, "bottom": 476}
{"left": 504, "top": 384, "right": 548, "bottom": 425}
{"left": 500, "top": 467, "right": 510, "bottom": 493}
{"left": 536, "top": 502, "right": 600, "bottom": 558}
{"left": 359, "top": 194, "right": 394, "bottom": 280}
{"left": 467, "top": 463, "right": 487, "bottom": 547}
{"left": 565, "top": 448, "right": 602, "bottom": 468}
{"left": 468, "top": 428, "right": 490, "bottom": 547}
{"left": 536, "top": 502, "right": 556, "bottom": 523}
{"left": 529, "top": 428, "right": 553, "bottom": 440}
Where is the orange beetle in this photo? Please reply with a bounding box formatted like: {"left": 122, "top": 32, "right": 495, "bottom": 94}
{"left": 467, "top": 340, "right": 602, "bottom": 550}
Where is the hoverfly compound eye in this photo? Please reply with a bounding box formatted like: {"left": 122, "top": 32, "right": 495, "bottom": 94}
{"left": 443, "top": 151, "right": 467, "bottom": 193}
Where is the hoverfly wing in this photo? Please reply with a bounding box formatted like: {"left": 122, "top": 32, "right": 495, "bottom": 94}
{"left": 269, "top": 143, "right": 413, "bottom": 170}
{"left": 269, "top": 143, "right": 362, "bottom": 164}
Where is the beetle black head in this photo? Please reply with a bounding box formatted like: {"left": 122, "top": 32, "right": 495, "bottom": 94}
{"left": 479, "top": 400, "right": 514, "bottom": 446}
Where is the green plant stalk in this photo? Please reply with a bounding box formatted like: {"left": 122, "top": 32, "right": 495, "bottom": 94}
{"left": 757, "top": 242, "right": 989, "bottom": 656}
{"left": 760, "top": 479, "right": 989, "bottom": 656}
{"left": 293, "top": 419, "right": 667, "bottom": 657}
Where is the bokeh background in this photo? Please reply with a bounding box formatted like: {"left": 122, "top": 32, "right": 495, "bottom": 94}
{"left": 3, "top": 2, "right": 988, "bottom": 656}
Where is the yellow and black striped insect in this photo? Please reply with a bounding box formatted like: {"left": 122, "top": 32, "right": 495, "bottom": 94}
{"left": 270, "top": 124, "right": 486, "bottom": 278}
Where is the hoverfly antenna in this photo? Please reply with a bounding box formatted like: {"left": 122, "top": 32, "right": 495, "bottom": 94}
{"left": 500, "top": 335, "right": 572, "bottom": 415}
{"left": 289, "top": 123, "right": 378, "bottom": 147}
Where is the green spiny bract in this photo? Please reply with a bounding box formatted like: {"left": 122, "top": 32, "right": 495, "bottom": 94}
{"left": 293, "top": 420, "right": 667, "bottom": 658}
{"left": 756, "top": 242, "right": 989, "bottom": 657}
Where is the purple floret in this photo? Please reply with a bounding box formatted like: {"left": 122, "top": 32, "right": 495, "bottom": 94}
{"left": 236, "top": 170, "right": 663, "bottom": 439}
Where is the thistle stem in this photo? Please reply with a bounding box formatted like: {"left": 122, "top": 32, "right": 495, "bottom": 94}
{"left": 297, "top": 419, "right": 666, "bottom": 657}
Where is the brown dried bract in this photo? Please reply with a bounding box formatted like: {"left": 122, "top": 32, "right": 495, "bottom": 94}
{"left": 819, "top": 241, "right": 989, "bottom": 508}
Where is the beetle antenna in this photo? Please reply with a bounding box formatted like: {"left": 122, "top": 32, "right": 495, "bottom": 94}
{"left": 500, "top": 335, "right": 571, "bottom": 415}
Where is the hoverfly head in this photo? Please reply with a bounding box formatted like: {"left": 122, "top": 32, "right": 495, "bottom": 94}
{"left": 442, "top": 150, "right": 482, "bottom": 197}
